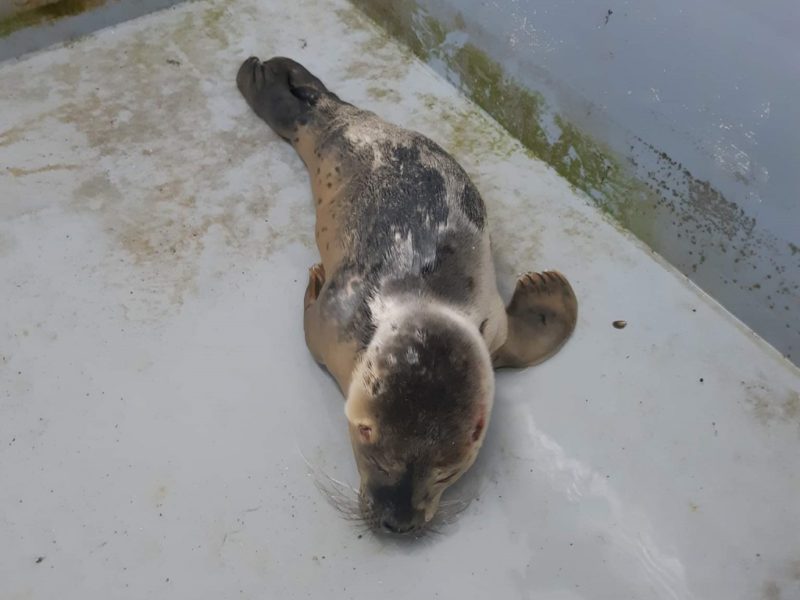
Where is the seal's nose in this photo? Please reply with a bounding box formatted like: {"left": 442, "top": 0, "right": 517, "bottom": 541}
{"left": 378, "top": 505, "right": 426, "bottom": 534}
{"left": 380, "top": 516, "right": 416, "bottom": 535}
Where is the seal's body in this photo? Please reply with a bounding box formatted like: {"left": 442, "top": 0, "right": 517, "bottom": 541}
{"left": 237, "top": 57, "right": 577, "bottom": 534}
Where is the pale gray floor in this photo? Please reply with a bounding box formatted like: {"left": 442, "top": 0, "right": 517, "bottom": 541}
{"left": 1, "top": 1, "right": 798, "bottom": 599}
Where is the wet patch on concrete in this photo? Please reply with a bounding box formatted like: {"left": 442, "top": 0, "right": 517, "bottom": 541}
{"left": 742, "top": 380, "right": 800, "bottom": 430}
{"left": 6, "top": 163, "right": 81, "bottom": 176}
{"left": 762, "top": 581, "right": 781, "bottom": 600}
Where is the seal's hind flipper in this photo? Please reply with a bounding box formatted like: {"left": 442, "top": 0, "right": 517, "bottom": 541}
{"left": 493, "top": 271, "right": 577, "bottom": 368}
{"left": 236, "top": 56, "right": 335, "bottom": 139}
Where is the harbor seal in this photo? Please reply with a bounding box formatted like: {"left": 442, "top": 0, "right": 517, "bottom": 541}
{"left": 236, "top": 57, "right": 578, "bottom": 534}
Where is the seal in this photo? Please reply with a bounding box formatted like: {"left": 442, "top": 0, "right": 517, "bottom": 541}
{"left": 236, "top": 57, "right": 578, "bottom": 534}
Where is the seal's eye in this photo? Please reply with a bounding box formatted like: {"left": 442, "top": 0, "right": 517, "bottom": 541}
{"left": 435, "top": 471, "right": 458, "bottom": 484}
{"left": 368, "top": 456, "right": 389, "bottom": 475}
{"left": 471, "top": 417, "right": 485, "bottom": 442}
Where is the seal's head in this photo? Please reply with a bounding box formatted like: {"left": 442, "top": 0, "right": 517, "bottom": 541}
{"left": 345, "top": 300, "right": 494, "bottom": 534}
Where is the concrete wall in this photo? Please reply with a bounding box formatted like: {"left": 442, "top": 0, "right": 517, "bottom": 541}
{"left": 353, "top": 0, "right": 799, "bottom": 363}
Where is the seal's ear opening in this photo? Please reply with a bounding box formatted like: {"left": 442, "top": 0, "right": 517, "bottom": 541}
{"left": 471, "top": 417, "right": 485, "bottom": 443}
{"left": 357, "top": 424, "right": 373, "bottom": 443}
{"left": 344, "top": 381, "right": 378, "bottom": 443}
{"left": 347, "top": 418, "right": 378, "bottom": 444}
{"left": 470, "top": 404, "right": 489, "bottom": 444}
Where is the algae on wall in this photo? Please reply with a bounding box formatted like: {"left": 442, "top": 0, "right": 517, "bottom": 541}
{"left": 349, "top": 0, "right": 658, "bottom": 246}
{"left": 0, "top": 0, "right": 106, "bottom": 37}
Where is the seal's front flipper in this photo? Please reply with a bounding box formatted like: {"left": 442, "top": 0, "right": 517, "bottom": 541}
{"left": 236, "top": 56, "right": 335, "bottom": 139}
{"left": 302, "top": 263, "right": 357, "bottom": 395}
{"left": 304, "top": 262, "right": 327, "bottom": 366}
{"left": 492, "top": 271, "right": 577, "bottom": 369}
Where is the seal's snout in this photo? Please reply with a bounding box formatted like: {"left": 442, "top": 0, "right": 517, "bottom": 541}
{"left": 373, "top": 493, "right": 427, "bottom": 535}
{"left": 235, "top": 55, "right": 332, "bottom": 140}
{"left": 236, "top": 56, "right": 262, "bottom": 98}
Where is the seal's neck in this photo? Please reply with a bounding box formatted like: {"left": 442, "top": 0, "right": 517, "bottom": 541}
{"left": 370, "top": 296, "right": 480, "bottom": 349}
{"left": 353, "top": 295, "right": 493, "bottom": 391}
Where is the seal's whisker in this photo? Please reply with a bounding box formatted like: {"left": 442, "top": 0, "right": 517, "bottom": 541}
{"left": 431, "top": 491, "right": 476, "bottom": 529}
{"left": 296, "top": 445, "right": 366, "bottom": 523}
{"left": 313, "top": 477, "right": 363, "bottom": 521}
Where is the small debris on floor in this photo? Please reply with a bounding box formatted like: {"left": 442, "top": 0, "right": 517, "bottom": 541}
{"left": 613, "top": 320, "right": 627, "bottom": 329}
{"left": 35, "top": 556, "right": 45, "bottom": 564}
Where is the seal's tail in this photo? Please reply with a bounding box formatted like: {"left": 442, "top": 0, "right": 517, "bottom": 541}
{"left": 236, "top": 56, "right": 336, "bottom": 140}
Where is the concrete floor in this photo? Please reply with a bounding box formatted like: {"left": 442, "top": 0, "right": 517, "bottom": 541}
{"left": 1, "top": 1, "right": 798, "bottom": 598}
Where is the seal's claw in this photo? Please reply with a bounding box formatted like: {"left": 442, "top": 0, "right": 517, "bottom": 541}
{"left": 304, "top": 263, "right": 326, "bottom": 310}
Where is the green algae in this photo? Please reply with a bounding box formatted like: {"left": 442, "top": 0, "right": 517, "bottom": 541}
{"left": 0, "top": 0, "right": 106, "bottom": 38}
{"left": 348, "top": 0, "right": 428, "bottom": 59}
{"left": 0, "top": 0, "right": 111, "bottom": 38}
{"left": 436, "top": 101, "right": 518, "bottom": 162}
{"left": 366, "top": 85, "right": 402, "bottom": 103}
{"left": 449, "top": 42, "right": 659, "bottom": 245}
{"left": 199, "top": 1, "right": 230, "bottom": 43}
